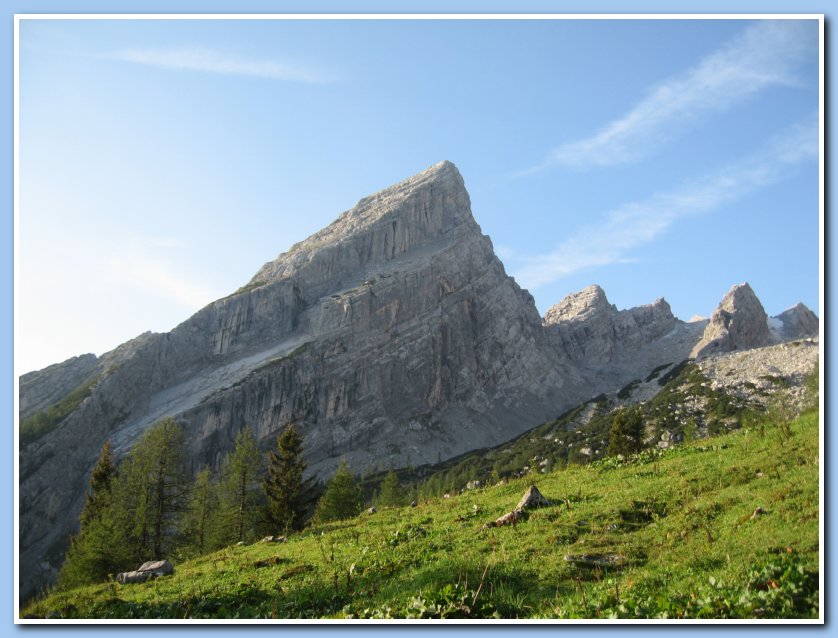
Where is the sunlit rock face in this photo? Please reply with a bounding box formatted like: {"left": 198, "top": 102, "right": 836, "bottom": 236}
{"left": 691, "top": 283, "right": 773, "bottom": 359}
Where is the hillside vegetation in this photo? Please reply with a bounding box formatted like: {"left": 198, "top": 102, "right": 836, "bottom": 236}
{"left": 22, "top": 406, "right": 820, "bottom": 620}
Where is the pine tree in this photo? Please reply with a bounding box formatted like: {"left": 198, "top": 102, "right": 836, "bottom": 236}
{"left": 314, "top": 459, "right": 362, "bottom": 523}
{"left": 219, "top": 428, "right": 265, "bottom": 544}
{"left": 79, "top": 441, "right": 116, "bottom": 527}
{"left": 377, "top": 470, "right": 404, "bottom": 507}
{"left": 58, "top": 441, "right": 121, "bottom": 588}
{"left": 607, "top": 408, "right": 645, "bottom": 457}
{"left": 263, "top": 424, "right": 307, "bottom": 533}
{"left": 58, "top": 499, "right": 127, "bottom": 589}
{"left": 179, "top": 466, "right": 219, "bottom": 556}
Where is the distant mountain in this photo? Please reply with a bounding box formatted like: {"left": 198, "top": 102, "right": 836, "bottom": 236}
{"left": 18, "top": 161, "right": 818, "bottom": 600}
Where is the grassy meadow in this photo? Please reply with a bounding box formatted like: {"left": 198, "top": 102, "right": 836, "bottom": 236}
{"left": 22, "top": 407, "right": 820, "bottom": 621}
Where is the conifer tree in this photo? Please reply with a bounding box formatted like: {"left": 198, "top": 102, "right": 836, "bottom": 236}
{"left": 119, "top": 417, "right": 187, "bottom": 559}
{"left": 179, "top": 466, "right": 219, "bottom": 556}
{"left": 60, "top": 419, "right": 188, "bottom": 586}
{"left": 219, "top": 428, "right": 264, "bottom": 543}
{"left": 314, "top": 459, "right": 362, "bottom": 523}
{"left": 58, "top": 441, "right": 121, "bottom": 588}
{"left": 377, "top": 470, "right": 404, "bottom": 507}
{"left": 79, "top": 440, "right": 116, "bottom": 527}
{"left": 263, "top": 424, "right": 307, "bottom": 533}
{"left": 607, "top": 408, "right": 645, "bottom": 457}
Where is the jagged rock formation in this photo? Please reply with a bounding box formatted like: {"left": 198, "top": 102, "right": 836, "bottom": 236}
{"left": 691, "top": 283, "right": 774, "bottom": 359}
{"left": 542, "top": 285, "right": 705, "bottom": 390}
{"left": 17, "top": 161, "right": 819, "bottom": 601}
{"left": 770, "top": 303, "right": 820, "bottom": 342}
{"left": 543, "top": 284, "right": 680, "bottom": 364}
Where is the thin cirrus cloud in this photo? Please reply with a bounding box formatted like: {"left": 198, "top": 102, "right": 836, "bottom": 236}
{"left": 520, "top": 20, "right": 814, "bottom": 174}
{"left": 97, "top": 236, "right": 227, "bottom": 309}
{"left": 512, "top": 114, "right": 818, "bottom": 289}
{"left": 109, "top": 46, "right": 336, "bottom": 83}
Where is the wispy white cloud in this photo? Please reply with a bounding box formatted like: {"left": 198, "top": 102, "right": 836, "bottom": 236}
{"left": 512, "top": 115, "right": 818, "bottom": 288}
{"left": 103, "top": 250, "right": 224, "bottom": 310}
{"left": 109, "top": 46, "right": 335, "bottom": 83}
{"left": 98, "top": 236, "right": 226, "bottom": 309}
{"left": 520, "top": 20, "right": 814, "bottom": 174}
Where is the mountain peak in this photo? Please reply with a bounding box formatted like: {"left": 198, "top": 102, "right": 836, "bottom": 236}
{"left": 250, "top": 161, "right": 475, "bottom": 287}
{"left": 771, "top": 302, "right": 819, "bottom": 341}
{"left": 691, "top": 282, "right": 772, "bottom": 358}
{"left": 543, "top": 284, "right": 613, "bottom": 325}
{"left": 718, "top": 282, "right": 759, "bottom": 310}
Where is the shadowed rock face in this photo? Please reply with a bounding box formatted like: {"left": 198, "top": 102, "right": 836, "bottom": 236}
{"left": 771, "top": 303, "right": 819, "bottom": 341}
{"left": 19, "top": 354, "right": 98, "bottom": 422}
{"left": 17, "top": 162, "right": 819, "bottom": 601}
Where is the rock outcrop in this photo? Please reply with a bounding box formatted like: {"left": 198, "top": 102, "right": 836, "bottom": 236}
{"left": 770, "top": 303, "right": 820, "bottom": 342}
{"left": 691, "top": 283, "right": 774, "bottom": 359}
{"left": 115, "top": 559, "right": 174, "bottom": 585}
{"left": 543, "top": 285, "right": 679, "bottom": 365}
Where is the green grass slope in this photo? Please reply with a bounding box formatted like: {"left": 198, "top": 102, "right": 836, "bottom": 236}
{"left": 23, "top": 409, "right": 819, "bottom": 620}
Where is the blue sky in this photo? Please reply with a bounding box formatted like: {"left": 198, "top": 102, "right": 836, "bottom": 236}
{"left": 17, "top": 16, "right": 821, "bottom": 374}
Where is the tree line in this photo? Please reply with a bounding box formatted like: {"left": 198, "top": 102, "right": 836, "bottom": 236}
{"left": 58, "top": 418, "right": 405, "bottom": 589}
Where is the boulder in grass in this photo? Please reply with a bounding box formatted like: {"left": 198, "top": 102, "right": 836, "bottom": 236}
{"left": 483, "top": 486, "right": 554, "bottom": 529}
{"left": 115, "top": 570, "right": 154, "bottom": 585}
{"left": 484, "top": 508, "right": 525, "bottom": 529}
{"left": 116, "top": 559, "right": 173, "bottom": 584}
{"left": 516, "top": 485, "right": 551, "bottom": 511}
{"left": 137, "top": 560, "right": 174, "bottom": 576}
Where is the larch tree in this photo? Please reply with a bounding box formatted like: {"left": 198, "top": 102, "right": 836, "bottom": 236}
{"left": 179, "top": 466, "right": 219, "bottom": 556}
{"left": 220, "top": 428, "right": 265, "bottom": 544}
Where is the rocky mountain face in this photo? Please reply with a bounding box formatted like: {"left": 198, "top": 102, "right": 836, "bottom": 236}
{"left": 543, "top": 285, "right": 679, "bottom": 364}
{"left": 540, "top": 284, "right": 701, "bottom": 390}
{"left": 690, "top": 283, "right": 774, "bottom": 358}
{"left": 19, "top": 354, "right": 98, "bottom": 422}
{"left": 18, "top": 161, "right": 819, "bottom": 600}
{"left": 770, "top": 303, "right": 820, "bottom": 342}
